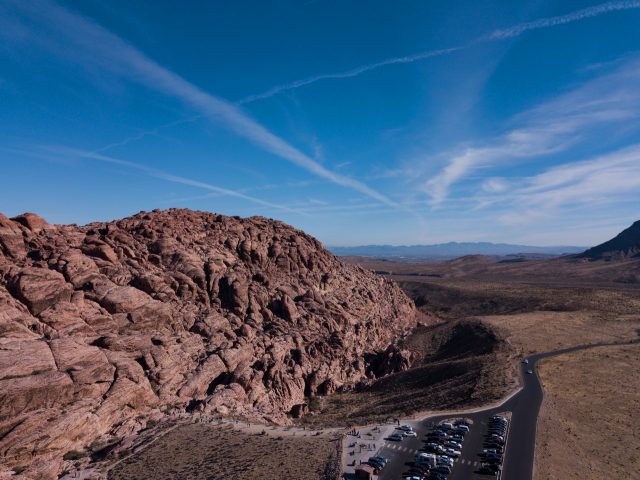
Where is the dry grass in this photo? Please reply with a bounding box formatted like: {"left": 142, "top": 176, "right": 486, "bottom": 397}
{"left": 535, "top": 344, "right": 640, "bottom": 480}
{"left": 298, "top": 320, "right": 517, "bottom": 428}
{"left": 108, "top": 423, "right": 339, "bottom": 480}
{"left": 481, "top": 310, "right": 640, "bottom": 355}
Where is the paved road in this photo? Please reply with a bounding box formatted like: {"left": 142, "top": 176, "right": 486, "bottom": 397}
{"left": 375, "top": 338, "right": 640, "bottom": 480}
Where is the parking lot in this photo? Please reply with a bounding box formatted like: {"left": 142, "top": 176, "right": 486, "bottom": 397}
{"left": 345, "top": 412, "right": 511, "bottom": 480}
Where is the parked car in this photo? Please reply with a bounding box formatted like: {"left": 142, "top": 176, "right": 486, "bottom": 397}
{"left": 388, "top": 433, "right": 403, "bottom": 441}
{"left": 433, "top": 465, "right": 452, "bottom": 474}
{"left": 478, "top": 464, "right": 500, "bottom": 475}
{"left": 399, "top": 425, "right": 414, "bottom": 432}
{"left": 403, "top": 430, "right": 418, "bottom": 437}
{"left": 443, "top": 448, "right": 461, "bottom": 458}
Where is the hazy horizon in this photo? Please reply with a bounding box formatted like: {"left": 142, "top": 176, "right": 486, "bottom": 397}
{"left": 1, "top": 1, "right": 640, "bottom": 247}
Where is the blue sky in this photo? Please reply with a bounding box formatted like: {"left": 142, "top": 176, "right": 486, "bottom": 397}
{"left": 1, "top": 1, "right": 640, "bottom": 247}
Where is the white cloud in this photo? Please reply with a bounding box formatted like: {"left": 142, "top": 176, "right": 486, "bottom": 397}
{"left": 40, "top": 147, "right": 306, "bottom": 214}
{"left": 486, "top": 144, "right": 640, "bottom": 224}
{"left": 423, "top": 55, "right": 640, "bottom": 205}
{"left": 481, "top": 178, "right": 509, "bottom": 193}
{"left": 4, "top": 0, "right": 396, "bottom": 208}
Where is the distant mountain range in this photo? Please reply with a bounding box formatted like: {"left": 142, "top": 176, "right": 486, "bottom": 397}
{"left": 329, "top": 242, "right": 587, "bottom": 260}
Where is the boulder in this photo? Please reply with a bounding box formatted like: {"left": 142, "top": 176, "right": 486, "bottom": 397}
{"left": 7, "top": 268, "right": 73, "bottom": 316}
{"left": 11, "top": 212, "right": 50, "bottom": 232}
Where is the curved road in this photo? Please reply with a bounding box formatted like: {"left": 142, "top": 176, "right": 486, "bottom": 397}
{"left": 376, "top": 338, "right": 640, "bottom": 480}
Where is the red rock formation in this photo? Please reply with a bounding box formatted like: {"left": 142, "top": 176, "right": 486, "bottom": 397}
{"left": 0, "top": 209, "right": 415, "bottom": 478}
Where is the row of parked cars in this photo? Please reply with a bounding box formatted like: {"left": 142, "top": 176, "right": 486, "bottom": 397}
{"left": 387, "top": 424, "right": 419, "bottom": 442}
{"left": 477, "top": 415, "right": 508, "bottom": 476}
{"left": 402, "top": 419, "right": 471, "bottom": 480}
{"left": 365, "top": 454, "right": 390, "bottom": 473}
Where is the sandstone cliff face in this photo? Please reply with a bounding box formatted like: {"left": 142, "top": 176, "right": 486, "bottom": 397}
{"left": 0, "top": 209, "right": 415, "bottom": 477}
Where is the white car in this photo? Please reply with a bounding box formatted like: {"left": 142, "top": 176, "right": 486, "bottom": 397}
{"left": 403, "top": 430, "right": 417, "bottom": 437}
{"left": 443, "top": 448, "right": 461, "bottom": 458}
{"left": 399, "top": 425, "right": 413, "bottom": 432}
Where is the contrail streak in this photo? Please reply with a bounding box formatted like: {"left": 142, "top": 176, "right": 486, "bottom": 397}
{"left": 237, "top": 47, "right": 463, "bottom": 105}
{"left": 486, "top": 0, "right": 640, "bottom": 39}
{"left": 238, "top": 1, "right": 640, "bottom": 104}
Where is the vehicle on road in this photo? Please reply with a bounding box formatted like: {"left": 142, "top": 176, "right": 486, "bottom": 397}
{"left": 526, "top": 369, "right": 533, "bottom": 374}
{"left": 403, "top": 430, "right": 418, "bottom": 437}
{"left": 399, "top": 424, "right": 413, "bottom": 432}
{"left": 522, "top": 359, "right": 529, "bottom": 364}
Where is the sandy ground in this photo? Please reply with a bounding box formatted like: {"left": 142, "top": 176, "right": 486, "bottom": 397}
{"left": 481, "top": 310, "right": 640, "bottom": 355}
{"left": 535, "top": 344, "right": 640, "bottom": 480}
{"left": 340, "top": 423, "right": 397, "bottom": 476}
{"left": 107, "top": 421, "right": 340, "bottom": 480}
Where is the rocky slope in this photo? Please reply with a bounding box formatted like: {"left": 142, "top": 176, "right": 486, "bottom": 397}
{"left": 0, "top": 209, "right": 415, "bottom": 478}
{"left": 580, "top": 219, "right": 640, "bottom": 260}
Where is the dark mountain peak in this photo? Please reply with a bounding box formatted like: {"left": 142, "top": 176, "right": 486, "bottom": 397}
{"left": 580, "top": 220, "right": 640, "bottom": 260}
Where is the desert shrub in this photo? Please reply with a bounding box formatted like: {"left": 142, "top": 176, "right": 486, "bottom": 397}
{"left": 63, "top": 450, "right": 86, "bottom": 461}
{"left": 308, "top": 396, "right": 321, "bottom": 411}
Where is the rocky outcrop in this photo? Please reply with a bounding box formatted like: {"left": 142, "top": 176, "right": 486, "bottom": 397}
{"left": 579, "top": 220, "right": 640, "bottom": 260}
{"left": 0, "top": 209, "right": 416, "bottom": 478}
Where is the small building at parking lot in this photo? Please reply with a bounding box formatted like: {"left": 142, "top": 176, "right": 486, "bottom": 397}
{"left": 355, "top": 464, "right": 376, "bottom": 479}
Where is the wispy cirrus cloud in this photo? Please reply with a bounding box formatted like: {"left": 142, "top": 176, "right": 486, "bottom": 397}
{"left": 2, "top": 0, "right": 396, "bottom": 208}
{"left": 423, "top": 55, "right": 640, "bottom": 206}
{"left": 488, "top": 144, "right": 640, "bottom": 225}
{"left": 8, "top": 146, "right": 304, "bottom": 214}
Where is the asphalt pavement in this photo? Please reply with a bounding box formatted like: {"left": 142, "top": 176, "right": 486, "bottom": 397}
{"left": 373, "top": 338, "right": 640, "bottom": 480}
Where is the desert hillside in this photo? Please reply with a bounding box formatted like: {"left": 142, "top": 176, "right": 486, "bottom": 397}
{"left": 580, "top": 219, "right": 640, "bottom": 260}
{"left": 0, "top": 209, "right": 415, "bottom": 478}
